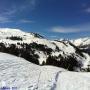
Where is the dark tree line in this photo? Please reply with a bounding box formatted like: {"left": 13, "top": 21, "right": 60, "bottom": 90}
{"left": 46, "top": 54, "right": 82, "bottom": 71}
{"left": 6, "top": 36, "right": 23, "bottom": 41}
{"left": 0, "top": 42, "right": 85, "bottom": 71}
{"left": 0, "top": 43, "right": 39, "bottom": 64}
{"left": 0, "top": 42, "right": 53, "bottom": 65}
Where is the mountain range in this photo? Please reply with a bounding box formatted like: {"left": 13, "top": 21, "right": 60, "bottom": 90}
{"left": 0, "top": 28, "right": 90, "bottom": 72}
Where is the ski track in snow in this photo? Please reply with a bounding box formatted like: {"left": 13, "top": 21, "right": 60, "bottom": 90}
{"left": 50, "top": 71, "right": 61, "bottom": 90}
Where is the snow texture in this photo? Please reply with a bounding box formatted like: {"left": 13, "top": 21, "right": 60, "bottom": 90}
{"left": 0, "top": 53, "right": 90, "bottom": 90}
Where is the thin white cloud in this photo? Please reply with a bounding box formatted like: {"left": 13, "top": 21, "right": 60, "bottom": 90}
{"left": 81, "top": 3, "right": 90, "bottom": 13}
{"left": 51, "top": 23, "right": 90, "bottom": 33}
{"left": 85, "top": 7, "right": 90, "bottom": 13}
{"left": 0, "top": 0, "right": 37, "bottom": 23}
{"left": 0, "top": 7, "right": 17, "bottom": 23}
{"left": 11, "top": 0, "right": 37, "bottom": 12}
{"left": 82, "top": 3, "right": 87, "bottom": 7}
{"left": 0, "top": 16, "right": 12, "bottom": 23}
{"left": 52, "top": 27, "right": 80, "bottom": 33}
{"left": 19, "top": 19, "right": 34, "bottom": 23}
{"left": 1, "top": 8, "right": 16, "bottom": 16}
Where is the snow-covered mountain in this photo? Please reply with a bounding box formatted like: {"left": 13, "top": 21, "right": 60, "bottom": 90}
{"left": 71, "top": 37, "right": 90, "bottom": 46}
{"left": 71, "top": 37, "right": 90, "bottom": 54}
{"left": 0, "top": 28, "right": 90, "bottom": 71}
{"left": 0, "top": 52, "right": 90, "bottom": 90}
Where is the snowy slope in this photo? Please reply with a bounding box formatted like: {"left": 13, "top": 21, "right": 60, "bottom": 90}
{"left": 0, "top": 52, "right": 66, "bottom": 90}
{"left": 0, "top": 28, "right": 54, "bottom": 48}
{"left": 0, "top": 53, "right": 90, "bottom": 90}
{"left": 56, "top": 72, "right": 90, "bottom": 90}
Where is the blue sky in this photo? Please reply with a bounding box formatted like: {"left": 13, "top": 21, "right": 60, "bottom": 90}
{"left": 0, "top": 0, "right": 90, "bottom": 39}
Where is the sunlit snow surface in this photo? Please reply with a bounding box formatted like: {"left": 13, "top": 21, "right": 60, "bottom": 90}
{"left": 0, "top": 53, "right": 90, "bottom": 90}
